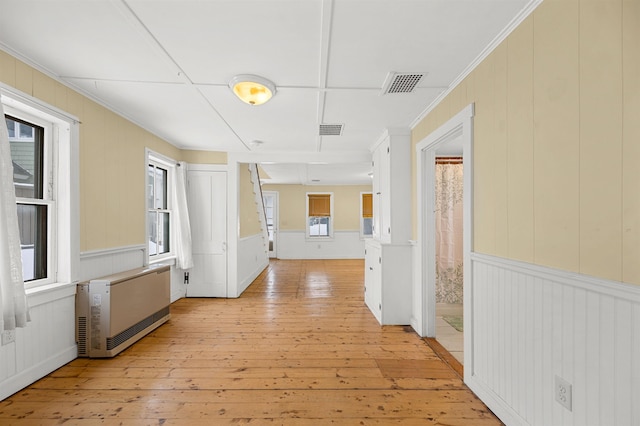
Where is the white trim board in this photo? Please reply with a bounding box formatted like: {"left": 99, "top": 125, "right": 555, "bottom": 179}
{"left": 414, "top": 104, "right": 474, "bottom": 351}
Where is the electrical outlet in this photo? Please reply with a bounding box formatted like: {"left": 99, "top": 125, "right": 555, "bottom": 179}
{"left": 1, "top": 329, "right": 16, "bottom": 345}
{"left": 555, "top": 375, "right": 572, "bottom": 411}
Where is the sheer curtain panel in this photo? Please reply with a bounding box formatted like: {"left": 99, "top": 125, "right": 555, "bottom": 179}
{"left": 0, "top": 100, "right": 29, "bottom": 331}
{"left": 172, "top": 162, "right": 193, "bottom": 270}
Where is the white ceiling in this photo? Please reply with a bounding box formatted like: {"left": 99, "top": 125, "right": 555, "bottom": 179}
{"left": 0, "top": 0, "right": 532, "bottom": 184}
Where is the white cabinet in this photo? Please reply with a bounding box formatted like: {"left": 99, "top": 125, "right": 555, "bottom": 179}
{"left": 366, "top": 128, "right": 413, "bottom": 325}
{"left": 364, "top": 239, "right": 412, "bottom": 325}
{"left": 371, "top": 129, "right": 411, "bottom": 244}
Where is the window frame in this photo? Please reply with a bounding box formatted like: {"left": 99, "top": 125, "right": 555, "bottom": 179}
{"left": 5, "top": 108, "right": 56, "bottom": 287}
{"left": 360, "top": 191, "right": 373, "bottom": 239}
{"left": 1, "top": 86, "right": 78, "bottom": 291}
{"left": 305, "top": 192, "right": 334, "bottom": 240}
{"left": 146, "top": 150, "right": 176, "bottom": 264}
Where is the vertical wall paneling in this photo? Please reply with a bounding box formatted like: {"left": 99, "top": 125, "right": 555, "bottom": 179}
{"left": 622, "top": 0, "right": 640, "bottom": 284}
{"left": 506, "top": 9, "right": 534, "bottom": 262}
{"left": 79, "top": 245, "right": 147, "bottom": 282}
{"left": 469, "top": 252, "right": 640, "bottom": 426}
{"left": 579, "top": 0, "right": 623, "bottom": 281}
{"left": 472, "top": 54, "right": 495, "bottom": 255}
{"left": 532, "top": 0, "right": 580, "bottom": 272}
{"left": 0, "top": 285, "right": 77, "bottom": 401}
{"left": 492, "top": 44, "right": 509, "bottom": 257}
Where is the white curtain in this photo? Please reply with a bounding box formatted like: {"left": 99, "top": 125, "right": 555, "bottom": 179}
{"left": 172, "top": 161, "right": 193, "bottom": 270}
{"left": 0, "top": 100, "right": 29, "bottom": 331}
{"left": 435, "top": 161, "right": 464, "bottom": 304}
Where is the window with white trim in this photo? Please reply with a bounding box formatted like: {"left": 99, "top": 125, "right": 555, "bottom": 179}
{"left": 3, "top": 91, "right": 76, "bottom": 289}
{"left": 147, "top": 153, "right": 174, "bottom": 260}
{"left": 6, "top": 113, "right": 53, "bottom": 283}
{"left": 306, "top": 192, "right": 333, "bottom": 238}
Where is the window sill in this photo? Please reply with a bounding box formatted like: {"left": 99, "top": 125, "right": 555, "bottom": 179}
{"left": 305, "top": 236, "right": 334, "bottom": 242}
{"left": 149, "top": 255, "right": 176, "bottom": 266}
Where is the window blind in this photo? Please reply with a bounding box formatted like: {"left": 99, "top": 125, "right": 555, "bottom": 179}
{"left": 362, "top": 193, "right": 372, "bottom": 218}
{"left": 308, "top": 194, "right": 331, "bottom": 216}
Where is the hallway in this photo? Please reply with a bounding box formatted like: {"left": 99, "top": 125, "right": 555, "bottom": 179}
{"left": 0, "top": 259, "right": 501, "bottom": 424}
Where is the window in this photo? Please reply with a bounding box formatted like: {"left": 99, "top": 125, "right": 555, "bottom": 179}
{"left": 361, "top": 192, "right": 373, "bottom": 238}
{"left": 147, "top": 160, "right": 171, "bottom": 258}
{"left": 307, "top": 193, "right": 333, "bottom": 238}
{"left": 3, "top": 90, "right": 77, "bottom": 290}
{"left": 6, "top": 113, "right": 52, "bottom": 283}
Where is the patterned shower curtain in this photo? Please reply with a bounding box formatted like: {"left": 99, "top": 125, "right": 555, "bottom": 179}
{"left": 435, "top": 160, "right": 464, "bottom": 304}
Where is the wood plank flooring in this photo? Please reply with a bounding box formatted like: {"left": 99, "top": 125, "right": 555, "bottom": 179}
{"left": 0, "top": 259, "right": 502, "bottom": 425}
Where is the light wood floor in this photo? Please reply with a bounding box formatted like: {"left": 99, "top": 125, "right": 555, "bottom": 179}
{"left": 0, "top": 259, "right": 502, "bottom": 425}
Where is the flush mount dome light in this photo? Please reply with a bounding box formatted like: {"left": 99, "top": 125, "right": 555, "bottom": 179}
{"left": 229, "top": 74, "right": 276, "bottom": 106}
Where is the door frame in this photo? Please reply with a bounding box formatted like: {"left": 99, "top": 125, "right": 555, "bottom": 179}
{"left": 262, "top": 190, "right": 278, "bottom": 258}
{"left": 416, "top": 103, "right": 474, "bottom": 380}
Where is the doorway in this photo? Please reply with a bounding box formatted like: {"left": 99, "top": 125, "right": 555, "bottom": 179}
{"left": 262, "top": 191, "right": 278, "bottom": 258}
{"left": 434, "top": 156, "right": 464, "bottom": 364}
{"left": 416, "top": 104, "right": 473, "bottom": 377}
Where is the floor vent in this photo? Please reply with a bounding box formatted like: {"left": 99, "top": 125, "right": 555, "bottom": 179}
{"left": 381, "top": 72, "right": 426, "bottom": 94}
{"left": 319, "top": 124, "right": 343, "bottom": 136}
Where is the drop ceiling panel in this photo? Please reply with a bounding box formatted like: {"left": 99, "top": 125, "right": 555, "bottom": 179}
{"left": 128, "top": 0, "right": 323, "bottom": 86}
{"left": 319, "top": 87, "right": 445, "bottom": 151}
{"left": 198, "top": 86, "right": 319, "bottom": 152}
{"left": 0, "top": 1, "right": 181, "bottom": 83}
{"left": 327, "top": 0, "right": 529, "bottom": 88}
{"left": 67, "top": 78, "right": 243, "bottom": 151}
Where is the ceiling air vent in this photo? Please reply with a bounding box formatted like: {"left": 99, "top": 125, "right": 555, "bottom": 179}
{"left": 319, "top": 124, "right": 343, "bottom": 136}
{"left": 381, "top": 72, "right": 426, "bottom": 95}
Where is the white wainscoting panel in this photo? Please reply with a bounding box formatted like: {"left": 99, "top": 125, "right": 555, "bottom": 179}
{"left": 469, "top": 253, "right": 640, "bottom": 426}
{"left": 79, "top": 244, "right": 147, "bottom": 281}
{"left": 276, "top": 231, "right": 365, "bottom": 259}
{"left": 237, "top": 233, "right": 269, "bottom": 297}
{"left": 0, "top": 283, "right": 77, "bottom": 401}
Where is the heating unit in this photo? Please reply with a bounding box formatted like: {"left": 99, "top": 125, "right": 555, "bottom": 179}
{"left": 76, "top": 264, "right": 171, "bottom": 357}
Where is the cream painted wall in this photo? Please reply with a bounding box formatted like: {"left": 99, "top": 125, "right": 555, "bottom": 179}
{"left": 0, "top": 50, "right": 227, "bottom": 252}
{"left": 181, "top": 150, "right": 227, "bottom": 164}
{"left": 239, "top": 164, "right": 262, "bottom": 238}
{"left": 261, "top": 184, "right": 373, "bottom": 231}
{"left": 412, "top": 0, "right": 640, "bottom": 284}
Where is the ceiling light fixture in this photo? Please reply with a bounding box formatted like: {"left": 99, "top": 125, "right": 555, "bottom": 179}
{"left": 229, "top": 74, "right": 276, "bottom": 106}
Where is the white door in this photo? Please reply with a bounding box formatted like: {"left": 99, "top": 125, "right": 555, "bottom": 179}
{"left": 262, "top": 191, "right": 278, "bottom": 258}
{"left": 186, "top": 170, "right": 227, "bottom": 297}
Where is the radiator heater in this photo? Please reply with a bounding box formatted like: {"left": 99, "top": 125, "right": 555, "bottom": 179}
{"left": 76, "top": 264, "right": 171, "bottom": 358}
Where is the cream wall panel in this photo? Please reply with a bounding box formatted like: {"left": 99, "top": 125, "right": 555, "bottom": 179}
{"left": 472, "top": 52, "right": 497, "bottom": 254}
{"left": 239, "top": 165, "right": 262, "bottom": 238}
{"left": 0, "top": 50, "right": 16, "bottom": 85}
{"left": 506, "top": 17, "right": 535, "bottom": 263}
{"left": 80, "top": 100, "right": 108, "bottom": 251}
{"left": 622, "top": 0, "right": 640, "bottom": 284}
{"left": 532, "top": 0, "right": 580, "bottom": 272}
{"left": 579, "top": 0, "right": 623, "bottom": 281}
{"left": 54, "top": 80, "right": 68, "bottom": 111}
{"left": 182, "top": 150, "right": 227, "bottom": 164}
{"left": 492, "top": 43, "right": 509, "bottom": 258}
{"left": 105, "top": 112, "right": 126, "bottom": 248}
{"left": 263, "top": 185, "right": 306, "bottom": 230}
{"left": 14, "top": 60, "right": 32, "bottom": 95}
{"left": 32, "top": 70, "right": 55, "bottom": 106}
